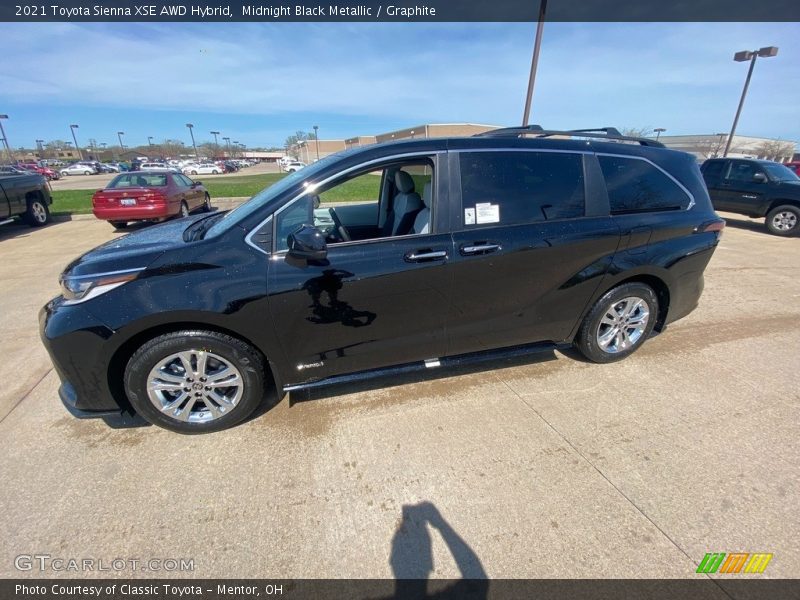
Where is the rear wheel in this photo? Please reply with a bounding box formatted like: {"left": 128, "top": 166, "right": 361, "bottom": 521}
{"left": 124, "top": 331, "right": 268, "bottom": 433}
{"left": 24, "top": 196, "right": 50, "bottom": 227}
{"left": 191, "top": 170, "right": 198, "bottom": 175}
{"left": 179, "top": 201, "right": 189, "bottom": 218}
{"left": 202, "top": 193, "right": 212, "bottom": 212}
{"left": 766, "top": 205, "right": 799, "bottom": 236}
{"left": 574, "top": 282, "right": 658, "bottom": 363}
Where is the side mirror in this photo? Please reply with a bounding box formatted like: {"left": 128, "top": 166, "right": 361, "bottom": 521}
{"left": 193, "top": 181, "right": 202, "bottom": 186}
{"left": 753, "top": 172, "right": 767, "bottom": 183}
{"left": 287, "top": 225, "right": 327, "bottom": 261}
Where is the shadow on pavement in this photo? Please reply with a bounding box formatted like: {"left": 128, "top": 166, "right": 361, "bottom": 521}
{"left": 389, "top": 501, "right": 488, "bottom": 599}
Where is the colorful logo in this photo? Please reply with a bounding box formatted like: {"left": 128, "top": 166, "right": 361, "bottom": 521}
{"left": 697, "top": 552, "right": 772, "bottom": 574}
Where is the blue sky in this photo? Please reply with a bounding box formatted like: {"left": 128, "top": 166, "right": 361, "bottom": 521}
{"left": 1, "top": 22, "right": 797, "bottom": 150}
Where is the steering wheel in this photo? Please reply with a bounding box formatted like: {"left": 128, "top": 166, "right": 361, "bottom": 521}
{"left": 327, "top": 207, "right": 351, "bottom": 242}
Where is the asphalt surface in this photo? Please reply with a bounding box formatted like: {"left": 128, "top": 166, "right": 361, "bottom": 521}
{"left": 0, "top": 212, "right": 797, "bottom": 580}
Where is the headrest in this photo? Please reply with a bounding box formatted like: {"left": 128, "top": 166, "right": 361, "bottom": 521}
{"left": 422, "top": 182, "right": 432, "bottom": 208}
{"left": 395, "top": 170, "right": 415, "bottom": 194}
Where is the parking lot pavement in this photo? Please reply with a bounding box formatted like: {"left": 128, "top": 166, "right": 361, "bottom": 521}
{"left": 0, "top": 212, "right": 797, "bottom": 579}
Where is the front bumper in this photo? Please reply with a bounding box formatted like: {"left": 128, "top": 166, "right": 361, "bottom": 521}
{"left": 59, "top": 381, "right": 146, "bottom": 428}
{"left": 39, "top": 298, "right": 125, "bottom": 414}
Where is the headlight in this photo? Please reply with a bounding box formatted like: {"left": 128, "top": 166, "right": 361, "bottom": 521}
{"left": 59, "top": 268, "right": 144, "bottom": 305}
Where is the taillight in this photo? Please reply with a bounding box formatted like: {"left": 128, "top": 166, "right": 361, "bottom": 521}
{"left": 140, "top": 192, "right": 167, "bottom": 204}
{"left": 695, "top": 219, "right": 726, "bottom": 236}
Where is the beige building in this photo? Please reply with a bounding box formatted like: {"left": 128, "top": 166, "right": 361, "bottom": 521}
{"left": 344, "top": 135, "right": 377, "bottom": 149}
{"left": 656, "top": 134, "right": 797, "bottom": 162}
{"left": 293, "top": 139, "right": 347, "bottom": 163}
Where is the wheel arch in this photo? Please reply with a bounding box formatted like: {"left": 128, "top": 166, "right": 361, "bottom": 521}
{"left": 106, "top": 321, "right": 279, "bottom": 415}
{"left": 767, "top": 199, "right": 800, "bottom": 213}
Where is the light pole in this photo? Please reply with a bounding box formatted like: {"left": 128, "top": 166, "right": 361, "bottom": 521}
{"left": 185, "top": 123, "right": 199, "bottom": 160}
{"left": 724, "top": 46, "right": 778, "bottom": 157}
{"left": 148, "top": 136, "right": 154, "bottom": 148}
{"left": 101, "top": 142, "right": 110, "bottom": 161}
{"left": 223, "top": 136, "right": 231, "bottom": 158}
{"left": 69, "top": 124, "right": 83, "bottom": 160}
{"left": 0, "top": 114, "right": 11, "bottom": 162}
{"left": 35, "top": 139, "right": 44, "bottom": 159}
{"left": 232, "top": 141, "right": 239, "bottom": 158}
{"left": 654, "top": 128, "right": 666, "bottom": 140}
{"left": 117, "top": 131, "right": 125, "bottom": 156}
{"left": 210, "top": 131, "right": 220, "bottom": 158}
{"left": 313, "top": 125, "right": 319, "bottom": 161}
{"left": 522, "top": 0, "right": 548, "bottom": 126}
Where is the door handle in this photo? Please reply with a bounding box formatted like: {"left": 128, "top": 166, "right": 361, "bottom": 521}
{"left": 404, "top": 250, "right": 448, "bottom": 263}
{"left": 460, "top": 243, "right": 501, "bottom": 256}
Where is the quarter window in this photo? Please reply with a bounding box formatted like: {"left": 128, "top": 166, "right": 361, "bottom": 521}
{"left": 459, "top": 151, "right": 585, "bottom": 226}
{"left": 599, "top": 156, "right": 690, "bottom": 214}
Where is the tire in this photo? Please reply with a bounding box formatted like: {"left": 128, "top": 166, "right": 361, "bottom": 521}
{"left": 179, "top": 201, "right": 189, "bottom": 218}
{"left": 191, "top": 170, "right": 198, "bottom": 175}
{"left": 123, "top": 331, "right": 268, "bottom": 433}
{"left": 109, "top": 220, "right": 128, "bottom": 229}
{"left": 24, "top": 196, "right": 50, "bottom": 227}
{"left": 212, "top": 170, "right": 219, "bottom": 175}
{"left": 83, "top": 170, "right": 91, "bottom": 175}
{"left": 574, "top": 282, "right": 658, "bottom": 364}
{"left": 765, "top": 204, "right": 800, "bottom": 236}
{"left": 202, "top": 193, "right": 212, "bottom": 212}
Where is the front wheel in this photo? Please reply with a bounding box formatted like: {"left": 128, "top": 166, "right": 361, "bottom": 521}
{"left": 766, "top": 205, "right": 799, "bottom": 236}
{"left": 191, "top": 170, "right": 198, "bottom": 175}
{"left": 24, "top": 196, "right": 50, "bottom": 227}
{"left": 574, "top": 282, "right": 658, "bottom": 363}
{"left": 124, "top": 331, "right": 268, "bottom": 433}
{"left": 202, "top": 193, "right": 212, "bottom": 212}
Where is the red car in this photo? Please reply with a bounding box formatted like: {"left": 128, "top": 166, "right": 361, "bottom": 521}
{"left": 92, "top": 171, "right": 211, "bottom": 229}
{"left": 20, "top": 163, "right": 60, "bottom": 180}
{"left": 785, "top": 161, "right": 800, "bottom": 175}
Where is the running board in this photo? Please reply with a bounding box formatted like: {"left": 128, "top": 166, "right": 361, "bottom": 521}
{"left": 0, "top": 218, "right": 15, "bottom": 226}
{"left": 283, "top": 342, "right": 564, "bottom": 393}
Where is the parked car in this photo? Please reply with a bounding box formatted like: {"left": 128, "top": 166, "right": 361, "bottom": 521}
{"left": 701, "top": 158, "right": 800, "bottom": 236}
{"left": 784, "top": 161, "right": 800, "bottom": 175}
{"left": 0, "top": 172, "right": 53, "bottom": 227}
{"left": 98, "top": 163, "right": 120, "bottom": 173}
{"left": 139, "top": 162, "right": 179, "bottom": 173}
{"left": 183, "top": 163, "right": 222, "bottom": 176}
{"left": 90, "top": 171, "right": 211, "bottom": 229}
{"left": 0, "top": 165, "right": 30, "bottom": 175}
{"left": 222, "top": 161, "right": 239, "bottom": 173}
{"left": 22, "top": 164, "right": 61, "bottom": 180}
{"left": 40, "top": 126, "right": 724, "bottom": 433}
{"left": 60, "top": 164, "right": 95, "bottom": 176}
{"left": 283, "top": 161, "right": 306, "bottom": 172}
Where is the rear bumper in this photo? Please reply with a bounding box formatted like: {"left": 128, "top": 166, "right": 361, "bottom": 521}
{"left": 93, "top": 204, "right": 172, "bottom": 221}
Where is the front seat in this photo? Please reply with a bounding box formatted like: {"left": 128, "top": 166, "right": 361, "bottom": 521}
{"left": 413, "top": 182, "right": 432, "bottom": 234}
{"left": 386, "top": 171, "right": 423, "bottom": 236}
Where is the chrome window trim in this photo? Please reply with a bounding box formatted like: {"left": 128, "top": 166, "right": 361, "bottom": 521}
{"left": 245, "top": 151, "right": 437, "bottom": 256}
{"left": 244, "top": 215, "right": 272, "bottom": 254}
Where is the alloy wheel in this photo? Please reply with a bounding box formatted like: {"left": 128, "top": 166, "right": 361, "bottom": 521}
{"left": 771, "top": 211, "right": 797, "bottom": 232}
{"left": 31, "top": 201, "right": 47, "bottom": 223}
{"left": 596, "top": 296, "right": 650, "bottom": 354}
{"left": 146, "top": 350, "right": 244, "bottom": 423}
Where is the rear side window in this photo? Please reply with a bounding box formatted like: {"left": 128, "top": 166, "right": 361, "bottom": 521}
{"left": 459, "top": 151, "right": 585, "bottom": 226}
{"left": 702, "top": 161, "right": 725, "bottom": 179}
{"left": 599, "top": 156, "right": 691, "bottom": 214}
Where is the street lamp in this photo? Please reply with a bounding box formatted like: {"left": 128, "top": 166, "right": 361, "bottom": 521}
{"left": 654, "top": 128, "right": 666, "bottom": 140}
{"left": 232, "top": 141, "right": 239, "bottom": 158}
{"left": 117, "top": 131, "right": 125, "bottom": 154}
{"left": 724, "top": 46, "right": 779, "bottom": 157}
{"left": 100, "top": 142, "right": 110, "bottom": 161}
{"left": 35, "top": 139, "right": 44, "bottom": 158}
{"left": 210, "top": 131, "right": 220, "bottom": 157}
{"left": 148, "top": 136, "right": 154, "bottom": 147}
{"left": 69, "top": 124, "right": 83, "bottom": 160}
{"left": 313, "top": 125, "right": 320, "bottom": 161}
{"left": 0, "top": 114, "right": 11, "bottom": 162}
{"left": 522, "top": 0, "right": 548, "bottom": 125}
{"left": 223, "top": 136, "right": 231, "bottom": 158}
{"left": 186, "top": 123, "right": 199, "bottom": 160}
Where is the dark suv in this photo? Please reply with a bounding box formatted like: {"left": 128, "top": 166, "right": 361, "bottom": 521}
{"left": 40, "top": 126, "right": 724, "bottom": 433}
{"left": 701, "top": 157, "right": 800, "bottom": 236}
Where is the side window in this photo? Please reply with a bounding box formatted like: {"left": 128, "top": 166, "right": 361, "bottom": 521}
{"left": 702, "top": 161, "right": 724, "bottom": 180}
{"left": 598, "top": 155, "right": 690, "bottom": 214}
{"left": 726, "top": 161, "right": 762, "bottom": 182}
{"left": 459, "top": 151, "right": 585, "bottom": 227}
{"left": 275, "top": 196, "right": 313, "bottom": 251}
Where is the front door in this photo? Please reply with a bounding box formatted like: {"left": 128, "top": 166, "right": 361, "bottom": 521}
{"left": 717, "top": 160, "right": 768, "bottom": 214}
{"left": 267, "top": 155, "right": 450, "bottom": 384}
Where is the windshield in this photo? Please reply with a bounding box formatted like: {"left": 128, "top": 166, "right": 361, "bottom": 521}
{"left": 108, "top": 173, "right": 168, "bottom": 188}
{"left": 762, "top": 162, "right": 800, "bottom": 181}
{"left": 205, "top": 151, "right": 346, "bottom": 238}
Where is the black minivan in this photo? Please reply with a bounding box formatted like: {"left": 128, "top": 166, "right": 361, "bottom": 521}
{"left": 40, "top": 127, "right": 724, "bottom": 433}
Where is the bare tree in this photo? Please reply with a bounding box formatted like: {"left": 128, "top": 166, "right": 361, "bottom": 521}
{"left": 694, "top": 135, "right": 730, "bottom": 159}
{"left": 620, "top": 127, "right": 654, "bottom": 138}
{"left": 752, "top": 140, "right": 795, "bottom": 162}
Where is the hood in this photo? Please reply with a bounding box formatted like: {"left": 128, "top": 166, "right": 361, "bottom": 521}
{"left": 63, "top": 213, "right": 208, "bottom": 277}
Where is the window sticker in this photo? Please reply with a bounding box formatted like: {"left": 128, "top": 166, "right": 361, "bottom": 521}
{"left": 464, "top": 207, "right": 476, "bottom": 225}
{"left": 475, "top": 203, "right": 500, "bottom": 224}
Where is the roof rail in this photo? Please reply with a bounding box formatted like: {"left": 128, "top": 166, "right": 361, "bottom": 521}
{"left": 475, "top": 125, "right": 665, "bottom": 148}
